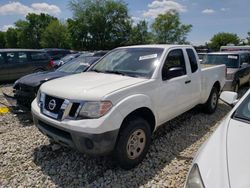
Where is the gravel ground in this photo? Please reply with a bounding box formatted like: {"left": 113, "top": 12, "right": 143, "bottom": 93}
{"left": 0, "top": 84, "right": 248, "bottom": 188}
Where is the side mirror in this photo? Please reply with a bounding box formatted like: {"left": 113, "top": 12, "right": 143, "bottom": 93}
{"left": 220, "top": 91, "right": 238, "bottom": 107}
{"left": 241, "top": 62, "right": 248, "bottom": 68}
{"left": 163, "top": 67, "right": 184, "bottom": 80}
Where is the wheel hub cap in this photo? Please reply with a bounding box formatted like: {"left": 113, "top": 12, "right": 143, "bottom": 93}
{"left": 126, "top": 129, "right": 146, "bottom": 159}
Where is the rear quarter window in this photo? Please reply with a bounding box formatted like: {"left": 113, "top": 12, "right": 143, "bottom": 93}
{"left": 186, "top": 49, "right": 198, "bottom": 73}
{"left": 31, "top": 52, "right": 49, "bottom": 61}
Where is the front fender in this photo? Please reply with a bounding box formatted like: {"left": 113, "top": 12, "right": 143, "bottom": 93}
{"left": 115, "top": 94, "right": 158, "bottom": 129}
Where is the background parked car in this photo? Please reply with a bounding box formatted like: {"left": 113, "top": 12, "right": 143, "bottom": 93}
{"left": 197, "top": 52, "right": 207, "bottom": 63}
{"left": 203, "top": 51, "right": 250, "bottom": 92}
{"left": 0, "top": 49, "right": 52, "bottom": 82}
{"left": 52, "top": 53, "right": 82, "bottom": 68}
{"left": 220, "top": 45, "right": 250, "bottom": 52}
{"left": 13, "top": 56, "right": 101, "bottom": 108}
{"left": 185, "top": 89, "right": 250, "bottom": 188}
{"left": 42, "top": 48, "right": 71, "bottom": 61}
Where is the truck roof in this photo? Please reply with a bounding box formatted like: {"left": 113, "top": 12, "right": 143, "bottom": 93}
{"left": 118, "top": 44, "right": 193, "bottom": 49}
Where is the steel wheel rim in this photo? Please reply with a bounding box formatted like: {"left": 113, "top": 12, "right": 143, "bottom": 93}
{"left": 211, "top": 92, "right": 217, "bottom": 109}
{"left": 126, "top": 129, "right": 146, "bottom": 159}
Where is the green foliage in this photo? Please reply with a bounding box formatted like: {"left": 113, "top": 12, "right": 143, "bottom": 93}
{"left": 40, "top": 20, "right": 70, "bottom": 49}
{"left": 5, "top": 28, "right": 18, "bottom": 48}
{"left": 151, "top": 10, "right": 192, "bottom": 44}
{"left": 0, "top": 31, "right": 6, "bottom": 48}
{"left": 208, "top": 32, "right": 240, "bottom": 50}
{"left": 129, "top": 20, "right": 152, "bottom": 45}
{"left": 15, "top": 13, "right": 57, "bottom": 48}
{"left": 247, "top": 31, "right": 250, "bottom": 45}
{"left": 0, "top": 3, "right": 195, "bottom": 50}
{"left": 69, "top": 0, "right": 132, "bottom": 50}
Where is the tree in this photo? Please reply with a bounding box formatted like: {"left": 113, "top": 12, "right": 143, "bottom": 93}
{"left": 0, "top": 31, "right": 6, "bottom": 48}
{"left": 208, "top": 32, "right": 240, "bottom": 51}
{"left": 5, "top": 28, "right": 18, "bottom": 48}
{"left": 69, "top": 0, "right": 132, "bottom": 50}
{"left": 247, "top": 31, "right": 250, "bottom": 45}
{"left": 151, "top": 10, "right": 192, "bottom": 44}
{"left": 40, "top": 20, "right": 70, "bottom": 49}
{"left": 15, "top": 13, "right": 57, "bottom": 48}
{"left": 129, "top": 20, "right": 152, "bottom": 45}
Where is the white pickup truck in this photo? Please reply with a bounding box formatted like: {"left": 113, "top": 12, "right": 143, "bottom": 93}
{"left": 32, "top": 45, "right": 226, "bottom": 169}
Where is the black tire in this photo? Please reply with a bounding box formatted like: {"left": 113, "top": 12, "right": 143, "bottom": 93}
{"left": 203, "top": 86, "right": 219, "bottom": 114}
{"left": 114, "top": 117, "right": 152, "bottom": 170}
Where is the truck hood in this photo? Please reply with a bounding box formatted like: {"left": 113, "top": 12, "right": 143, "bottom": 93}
{"left": 227, "top": 119, "right": 250, "bottom": 188}
{"left": 16, "top": 71, "right": 70, "bottom": 87}
{"left": 40, "top": 72, "right": 147, "bottom": 101}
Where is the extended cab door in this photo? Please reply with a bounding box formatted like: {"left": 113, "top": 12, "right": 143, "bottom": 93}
{"left": 184, "top": 48, "right": 201, "bottom": 105}
{"left": 156, "top": 48, "right": 194, "bottom": 124}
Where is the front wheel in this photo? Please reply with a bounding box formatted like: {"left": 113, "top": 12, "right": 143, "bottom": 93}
{"left": 114, "top": 117, "right": 151, "bottom": 170}
{"left": 203, "top": 87, "right": 219, "bottom": 114}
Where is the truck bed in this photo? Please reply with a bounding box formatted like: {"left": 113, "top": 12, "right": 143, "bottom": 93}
{"left": 200, "top": 64, "right": 226, "bottom": 103}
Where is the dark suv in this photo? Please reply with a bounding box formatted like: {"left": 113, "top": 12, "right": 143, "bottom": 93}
{"left": 0, "top": 49, "right": 52, "bottom": 82}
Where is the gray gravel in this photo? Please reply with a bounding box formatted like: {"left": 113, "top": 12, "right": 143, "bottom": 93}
{"left": 0, "top": 84, "right": 248, "bottom": 188}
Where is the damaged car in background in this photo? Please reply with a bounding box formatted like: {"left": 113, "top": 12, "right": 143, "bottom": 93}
{"left": 12, "top": 56, "right": 101, "bottom": 109}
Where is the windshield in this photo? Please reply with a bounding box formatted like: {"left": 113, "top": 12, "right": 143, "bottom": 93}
{"left": 90, "top": 48, "right": 164, "bottom": 78}
{"left": 56, "top": 56, "right": 99, "bottom": 73}
{"left": 61, "top": 54, "right": 78, "bottom": 62}
{"left": 203, "top": 54, "right": 240, "bottom": 68}
{"left": 233, "top": 94, "right": 250, "bottom": 122}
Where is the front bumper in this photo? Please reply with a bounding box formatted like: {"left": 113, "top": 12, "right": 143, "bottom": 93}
{"left": 31, "top": 99, "right": 122, "bottom": 155}
{"left": 14, "top": 85, "right": 38, "bottom": 108}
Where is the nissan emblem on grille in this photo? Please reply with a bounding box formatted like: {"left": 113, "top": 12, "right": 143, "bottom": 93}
{"left": 48, "top": 99, "right": 56, "bottom": 111}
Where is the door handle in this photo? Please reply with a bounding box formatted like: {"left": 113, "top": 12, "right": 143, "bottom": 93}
{"left": 185, "top": 80, "right": 191, "bottom": 84}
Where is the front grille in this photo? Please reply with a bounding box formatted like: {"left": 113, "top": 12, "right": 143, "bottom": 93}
{"left": 44, "top": 95, "right": 64, "bottom": 114}
{"left": 38, "top": 120, "right": 72, "bottom": 140}
{"left": 18, "top": 84, "right": 35, "bottom": 92}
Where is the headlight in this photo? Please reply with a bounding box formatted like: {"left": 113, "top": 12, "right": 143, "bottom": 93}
{"left": 185, "top": 164, "right": 205, "bottom": 188}
{"left": 78, "top": 101, "right": 112, "bottom": 119}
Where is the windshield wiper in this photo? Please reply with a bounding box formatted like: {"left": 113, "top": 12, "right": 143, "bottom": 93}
{"left": 103, "top": 70, "right": 126, "bottom": 76}
{"left": 91, "top": 69, "right": 102, "bottom": 73}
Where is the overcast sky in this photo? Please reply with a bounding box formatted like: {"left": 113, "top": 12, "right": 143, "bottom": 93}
{"left": 0, "top": 0, "right": 249, "bottom": 45}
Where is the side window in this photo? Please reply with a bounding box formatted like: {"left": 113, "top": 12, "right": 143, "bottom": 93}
{"left": 18, "top": 52, "right": 28, "bottom": 63}
{"left": 6, "top": 52, "right": 17, "bottom": 63}
{"left": 0, "top": 53, "right": 5, "bottom": 64}
{"left": 186, "top": 49, "right": 198, "bottom": 73}
{"left": 162, "top": 49, "right": 186, "bottom": 80}
{"left": 31, "top": 52, "right": 49, "bottom": 61}
{"left": 240, "top": 54, "right": 249, "bottom": 65}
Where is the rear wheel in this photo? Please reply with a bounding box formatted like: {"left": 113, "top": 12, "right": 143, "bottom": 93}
{"left": 114, "top": 117, "right": 151, "bottom": 170}
{"left": 203, "top": 86, "right": 219, "bottom": 114}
